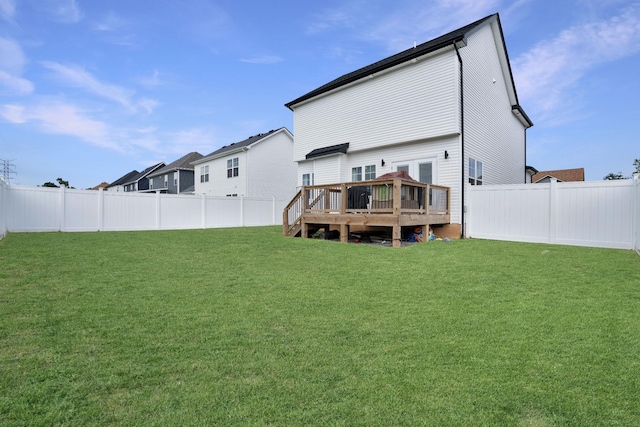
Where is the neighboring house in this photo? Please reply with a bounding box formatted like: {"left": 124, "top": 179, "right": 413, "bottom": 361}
{"left": 192, "top": 127, "right": 296, "bottom": 199}
{"left": 145, "top": 152, "right": 203, "bottom": 194}
{"left": 90, "top": 182, "right": 110, "bottom": 191}
{"left": 531, "top": 168, "right": 585, "bottom": 183}
{"left": 525, "top": 166, "right": 538, "bottom": 184}
{"left": 121, "top": 162, "right": 165, "bottom": 192}
{"left": 285, "top": 13, "right": 533, "bottom": 237}
{"left": 106, "top": 170, "right": 139, "bottom": 192}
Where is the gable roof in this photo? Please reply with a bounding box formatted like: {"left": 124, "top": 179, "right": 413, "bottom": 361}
{"left": 108, "top": 170, "right": 139, "bottom": 187}
{"left": 193, "top": 127, "right": 292, "bottom": 165}
{"left": 284, "top": 13, "right": 532, "bottom": 128}
{"left": 285, "top": 14, "right": 495, "bottom": 110}
{"left": 147, "top": 152, "right": 203, "bottom": 178}
{"left": 532, "top": 168, "right": 585, "bottom": 183}
{"left": 123, "top": 162, "right": 165, "bottom": 185}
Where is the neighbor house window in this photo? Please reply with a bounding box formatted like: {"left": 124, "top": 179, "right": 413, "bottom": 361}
{"left": 302, "top": 173, "right": 313, "bottom": 186}
{"left": 149, "top": 179, "right": 154, "bottom": 190}
{"left": 365, "top": 164, "right": 376, "bottom": 180}
{"left": 174, "top": 172, "right": 178, "bottom": 187}
{"left": 164, "top": 174, "right": 168, "bottom": 187}
{"left": 227, "top": 158, "right": 239, "bottom": 178}
{"left": 200, "top": 165, "right": 209, "bottom": 183}
{"left": 352, "top": 166, "right": 362, "bottom": 181}
{"left": 469, "top": 158, "right": 483, "bottom": 185}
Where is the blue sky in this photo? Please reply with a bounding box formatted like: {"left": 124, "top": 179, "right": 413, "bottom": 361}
{"left": 1, "top": 0, "right": 639, "bottom": 188}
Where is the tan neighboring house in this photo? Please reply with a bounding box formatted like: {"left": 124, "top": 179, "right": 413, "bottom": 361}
{"left": 531, "top": 168, "right": 585, "bottom": 183}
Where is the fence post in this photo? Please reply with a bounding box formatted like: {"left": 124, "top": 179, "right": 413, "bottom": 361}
{"left": 272, "top": 196, "right": 276, "bottom": 225}
{"left": 201, "top": 193, "right": 206, "bottom": 229}
{"left": 633, "top": 173, "right": 639, "bottom": 253}
{"left": 549, "top": 178, "right": 558, "bottom": 244}
{"left": 98, "top": 188, "right": 104, "bottom": 231}
{"left": 240, "top": 196, "right": 245, "bottom": 227}
{"left": 155, "top": 191, "right": 161, "bottom": 230}
{"left": 59, "top": 184, "right": 66, "bottom": 232}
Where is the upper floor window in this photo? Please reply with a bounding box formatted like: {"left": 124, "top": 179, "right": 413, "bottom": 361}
{"left": 365, "top": 164, "right": 376, "bottom": 180}
{"left": 352, "top": 166, "right": 362, "bottom": 181}
{"left": 227, "top": 158, "right": 239, "bottom": 178}
{"left": 200, "top": 165, "right": 209, "bottom": 183}
{"left": 164, "top": 174, "right": 168, "bottom": 187}
{"left": 469, "top": 158, "right": 483, "bottom": 185}
{"left": 149, "top": 179, "right": 154, "bottom": 189}
{"left": 174, "top": 172, "right": 178, "bottom": 187}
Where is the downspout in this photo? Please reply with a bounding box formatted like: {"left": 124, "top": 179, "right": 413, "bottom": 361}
{"left": 454, "top": 41, "right": 465, "bottom": 238}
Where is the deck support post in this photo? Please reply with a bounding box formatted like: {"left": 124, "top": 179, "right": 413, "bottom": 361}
{"left": 392, "top": 225, "right": 401, "bottom": 248}
{"left": 340, "top": 223, "right": 349, "bottom": 243}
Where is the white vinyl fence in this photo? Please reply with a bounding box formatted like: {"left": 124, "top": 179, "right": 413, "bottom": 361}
{"left": 466, "top": 177, "right": 639, "bottom": 251}
{"left": 1, "top": 184, "right": 287, "bottom": 233}
{"left": 0, "top": 178, "right": 7, "bottom": 239}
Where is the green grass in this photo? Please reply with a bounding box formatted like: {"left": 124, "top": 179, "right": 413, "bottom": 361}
{"left": 1, "top": 227, "right": 639, "bottom": 426}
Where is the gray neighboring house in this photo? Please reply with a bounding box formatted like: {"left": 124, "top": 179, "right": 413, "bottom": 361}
{"left": 145, "top": 152, "right": 203, "bottom": 194}
{"left": 121, "top": 162, "right": 165, "bottom": 192}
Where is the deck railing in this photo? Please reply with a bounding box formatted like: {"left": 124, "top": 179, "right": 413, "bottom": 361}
{"left": 283, "top": 178, "right": 450, "bottom": 236}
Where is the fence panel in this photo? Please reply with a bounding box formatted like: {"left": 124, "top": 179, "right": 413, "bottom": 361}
{"left": 3, "top": 185, "right": 284, "bottom": 233}
{"left": 103, "top": 191, "right": 157, "bottom": 231}
{"left": 467, "top": 179, "right": 635, "bottom": 250}
{"left": 635, "top": 175, "right": 640, "bottom": 254}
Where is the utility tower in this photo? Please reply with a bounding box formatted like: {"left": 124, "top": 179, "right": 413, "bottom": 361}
{"left": 1, "top": 159, "right": 17, "bottom": 183}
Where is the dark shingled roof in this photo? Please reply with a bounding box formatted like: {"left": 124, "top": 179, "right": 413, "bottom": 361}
{"left": 148, "top": 152, "right": 203, "bottom": 178}
{"left": 285, "top": 14, "right": 495, "bottom": 110}
{"left": 108, "top": 170, "right": 139, "bottom": 187}
{"left": 305, "top": 143, "right": 349, "bottom": 159}
{"left": 124, "top": 162, "right": 165, "bottom": 185}
{"left": 199, "top": 127, "right": 288, "bottom": 160}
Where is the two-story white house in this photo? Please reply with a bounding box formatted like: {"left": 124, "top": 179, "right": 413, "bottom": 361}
{"left": 191, "top": 127, "right": 296, "bottom": 200}
{"left": 284, "top": 13, "right": 533, "bottom": 237}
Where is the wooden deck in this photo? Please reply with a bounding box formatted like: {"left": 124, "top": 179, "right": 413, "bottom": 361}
{"left": 283, "top": 178, "right": 451, "bottom": 247}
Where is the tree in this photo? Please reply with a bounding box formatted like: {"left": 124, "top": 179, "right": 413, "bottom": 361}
{"left": 603, "top": 159, "right": 640, "bottom": 180}
{"left": 603, "top": 172, "right": 625, "bottom": 180}
{"left": 41, "top": 178, "right": 74, "bottom": 188}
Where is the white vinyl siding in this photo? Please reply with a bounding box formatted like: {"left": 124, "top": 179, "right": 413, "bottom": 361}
{"left": 292, "top": 48, "right": 459, "bottom": 162}
{"left": 461, "top": 23, "right": 526, "bottom": 185}
{"left": 246, "top": 130, "right": 297, "bottom": 200}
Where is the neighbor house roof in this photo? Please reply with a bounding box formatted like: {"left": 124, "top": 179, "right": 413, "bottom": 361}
{"left": 192, "top": 127, "right": 292, "bottom": 165}
{"left": 123, "top": 162, "right": 165, "bottom": 185}
{"left": 91, "top": 182, "right": 110, "bottom": 190}
{"left": 148, "top": 152, "right": 203, "bottom": 178}
{"left": 108, "top": 170, "right": 139, "bottom": 188}
{"left": 532, "top": 168, "right": 585, "bottom": 183}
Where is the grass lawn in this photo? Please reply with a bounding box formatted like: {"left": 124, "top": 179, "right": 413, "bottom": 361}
{"left": 1, "top": 227, "right": 639, "bottom": 426}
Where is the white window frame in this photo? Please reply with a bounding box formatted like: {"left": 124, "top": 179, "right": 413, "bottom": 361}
{"left": 469, "top": 158, "right": 483, "bottom": 186}
{"left": 352, "top": 166, "right": 362, "bottom": 182}
{"left": 365, "top": 164, "right": 376, "bottom": 180}
{"left": 302, "top": 173, "right": 313, "bottom": 186}
{"left": 200, "top": 165, "right": 209, "bottom": 183}
{"left": 227, "top": 157, "right": 239, "bottom": 178}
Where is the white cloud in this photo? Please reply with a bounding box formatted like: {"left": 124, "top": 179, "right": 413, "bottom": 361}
{"left": 0, "top": 37, "right": 34, "bottom": 94}
{"left": 138, "top": 70, "right": 164, "bottom": 88}
{"left": 0, "top": 71, "right": 34, "bottom": 94}
{"left": 1, "top": 102, "right": 120, "bottom": 150}
{"left": 49, "top": 0, "right": 82, "bottom": 24}
{"left": 41, "top": 61, "right": 159, "bottom": 114}
{"left": 512, "top": 3, "right": 640, "bottom": 117}
{"left": 170, "top": 128, "right": 216, "bottom": 154}
{"left": 0, "top": 0, "right": 15, "bottom": 21}
{"left": 240, "top": 54, "right": 284, "bottom": 65}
